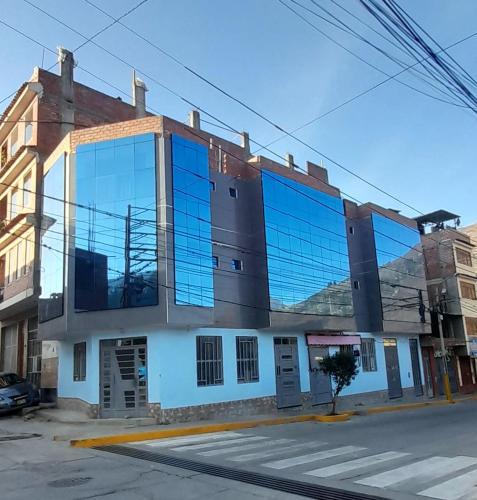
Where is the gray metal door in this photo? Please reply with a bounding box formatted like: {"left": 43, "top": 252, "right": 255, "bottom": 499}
{"left": 274, "top": 338, "right": 301, "bottom": 409}
{"left": 384, "top": 338, "right": 402, "bottom": 399}
{"left": 100, "top": 338, "right": 148, "bottom": 418}
{"left": 409, "top": 339, "right": 423, "bottom": 396}
{"left": 309, "top": 346, "right": 332, "bottom": 405}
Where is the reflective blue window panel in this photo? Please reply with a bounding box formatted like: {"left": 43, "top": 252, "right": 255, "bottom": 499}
{"left": 39, "top": 154, "right": 66, "bottom": 322}
{"left": 261, "top": 170, "right": 353, "bottom": 316}
{"left": 75, "top": 133, "right": 158, "bottom": 311}
{"left": 171, "top": 135, "right": 214, "bottom": 307}
{"left": 372, "top": 213, "right": 427, "bottom": 322}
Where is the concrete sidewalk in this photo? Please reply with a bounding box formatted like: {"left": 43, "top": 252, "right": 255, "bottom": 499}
{"left": 13, "top": 392, "right": 471, "bottom": 446}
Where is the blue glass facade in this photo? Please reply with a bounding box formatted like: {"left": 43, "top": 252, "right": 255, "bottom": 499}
{"left": 39, "top": 154, "right": 65, "bottom": 323}
{"left": 171, "top": 135, "right": 214, "bottom": 307}
{"left": 372, "top": 213, "right": 427, "bottom": 322}
{"left": 261, "top": 170, "right": 353, "bottom": 315}
{"left": 75, "top": 134, "right": 158, "bottom": 311}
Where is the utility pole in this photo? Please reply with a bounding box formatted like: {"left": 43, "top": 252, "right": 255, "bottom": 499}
{"left": 436, "top": 307, "right": 454, "bottom": 403}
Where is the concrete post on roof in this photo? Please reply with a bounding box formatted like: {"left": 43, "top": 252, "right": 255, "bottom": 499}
{"left": 132, "top": 70, "right": 148, "bottom": 118}
{"left": 241, "top": 131, "right": 250, "bottom": 157}
{"left": 188, "top": 110, "right": 201, "bottom": 130}
{"left": 306, "top": 160, "right": 329, "bottom": 184}
{"left": 285, "top": 152, "right": 295, "bottom": 170}
{"left": 57, "top": 47, "right": 76, "bottom": 137}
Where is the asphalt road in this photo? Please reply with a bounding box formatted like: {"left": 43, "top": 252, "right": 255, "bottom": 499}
{"left": 1, "top": 400, "right": 477, "bottom": 499}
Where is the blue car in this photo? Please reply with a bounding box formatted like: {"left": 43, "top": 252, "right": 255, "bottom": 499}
{"left": 0, "top": 372, "right": 40, "bottom": 414}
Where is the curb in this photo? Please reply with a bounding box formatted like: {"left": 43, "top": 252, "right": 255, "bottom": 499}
{"left": 70, "top": 396, "right": 475, "bottom": 449}
{"left": 70, "top": 414, "right": 316, "bottom": 448}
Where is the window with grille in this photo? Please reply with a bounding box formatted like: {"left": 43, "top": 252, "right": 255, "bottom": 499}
{"left": 361, "top": 338, "right": 377, "bottom": 372}
{"left": 339, "top": 345, "right": 353, "bottom": 355}
{"left": 460, "top": 281, "right": 476, "bottom": 300}
{"left": 196, "top": 336, "right": 223, "bottom": 386}
{"left": 236, "top": 336, "right": 259, "bottom": 383}
{"left": 73, "top": 342, "right": 86, "bottom": 381}
{"left": 456, "top": 248, "right": 472, "bottom": 267}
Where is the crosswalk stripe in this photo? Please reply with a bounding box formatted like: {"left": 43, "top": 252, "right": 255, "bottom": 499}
{"left": 357, "top": 456, "right": 477, "bottom": 488}
{"left": 140, "top": 432, "right": 244, "bottom": 448}
{"left": 198, "top": 438, "right": 295, "bottom": 457}
{"left": 172, "top": 436, "right": 268, "bottom": 452}
{"left": 263, "top": 446, "right": 366, "bottom": 470}
{"left": 418, "top": 466, "right": 477, "bottom": 499}
{"left": 228, "top": 442, "right": 328, "bottom": 463}
{"left": 305, "top": 451, "right": 410, "bottom": 478}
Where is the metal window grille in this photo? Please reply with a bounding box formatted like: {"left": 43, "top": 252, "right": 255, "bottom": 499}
{"left": 26, "top": 317, "right": 41, "bottom": 388}
{"left": 196, "top": 336, "right": 223, "bottom": 386}
{"left": 339, "top": 345, "right": 353, "bottom": 355}
{"left": 236, "top": 336, "right": 259, "bottom": 383}
{"left": 361, "top": 338, "right": 377, "bottom": 372}
{"left": 73, "top": 342, "right": 86, "bottom": 381}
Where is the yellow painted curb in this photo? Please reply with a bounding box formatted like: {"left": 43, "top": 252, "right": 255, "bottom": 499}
{"left": 315, "top": 413, "right": 350, "bottom": 422}
{"left": 70, "top": 414, "right": 316, "bottom": 448}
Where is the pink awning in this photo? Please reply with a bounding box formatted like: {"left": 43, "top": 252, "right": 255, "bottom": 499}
{"left": 307, "top": 335, "right": 361, "bottom": 346}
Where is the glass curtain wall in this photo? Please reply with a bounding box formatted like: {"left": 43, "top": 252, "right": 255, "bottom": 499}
{"left": 261, "top": 170, "right": 353, "bottom": 316}
{"left": 171, "top": 135, "right": 214, "bottom": 307}
{"left": 372, "top": 213, "right": 428, "bottom": 323}
{"left": 39, "top": 155, "right": 65, "bottom": 322}
{"left": 75, "top": 134, "right": 158, "bottom": 311}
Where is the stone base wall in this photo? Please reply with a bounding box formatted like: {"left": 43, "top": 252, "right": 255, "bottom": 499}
{"left": 57, "top": 386, "right": 427, "bottom": 423}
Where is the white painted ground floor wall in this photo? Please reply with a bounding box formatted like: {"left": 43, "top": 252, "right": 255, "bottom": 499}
{"left": 57, "top": 329, "right": 424, "bottom": 410}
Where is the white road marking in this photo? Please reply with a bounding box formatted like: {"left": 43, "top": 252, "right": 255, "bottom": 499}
{"left": 228, "top": 442, "right": 328, "bottom": 463}
{"left": 198, "top": 438, "right": 295, "bottom": 457}
{"left": 139, "top": 432, "right": 244, "bottom": 448}
{"left": 172, "top": 436, "right": 268, "bottom": 451}
{"left": 357, "top": 456, "right": 477, "bottom": 488}
{"left": 263, "top": 446, "right": 366, "bottom": 470}
{"left": 418, "top": 466, "right": 477, "bottom": 499}
{"left": 305, "top": 451, "right": 410, "bottom": 478}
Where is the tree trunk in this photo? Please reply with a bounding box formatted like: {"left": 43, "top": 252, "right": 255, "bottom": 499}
{"left": 331, "top": 396, "right": 337, "bottom": 415}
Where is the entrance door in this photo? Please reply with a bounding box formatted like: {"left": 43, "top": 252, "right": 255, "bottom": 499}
{"left": 409, "top": 339, "right": 423, "bottom": 396}
{"left": 384, "top": 338, "right": 402, "bottom": 399}
{"left": 100, "top": 337, "right": 148, "bottom": 418}
{"left": 274, "top": 338, "right": 301, "bottom": 409}
{"left": 459, "top": 356, "right": 475, "bottom": 393}
{"left": 422, "top": 347, "right": 435, "bottom": 397}
{"left": 309, "top": 346, "right": 332, "bottom": 405}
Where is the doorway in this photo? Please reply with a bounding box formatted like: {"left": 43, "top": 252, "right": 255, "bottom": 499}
{"left": 274, "top": 337, "right": 301, "bottom": 409}
{"left": 409, "top": 339, "right": 423, "bottom": 396}
{"left": 100, "top": 337, "right": 148, "bottom": 418}
{"left": 308, "top": 346, "right": 332, "bottom": 405}
{"left": 384, "top": 338, "right": 402, "bottom": 399}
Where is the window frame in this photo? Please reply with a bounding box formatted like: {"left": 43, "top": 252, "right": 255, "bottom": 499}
{"left": 236, "top": 336, "right": 259, "bottom": 383}
{"left": 24, "top": 109, "right": 33, "bottom": 144}
{"left": 231, "top": 258, "right": 243, "bottom": 271}
{"left": 73, "top": 342, "right": 87, "bottom": 382}
{"left": 212, "top": 255, "right": 219, "bottom": 269}
{"left": 361, "top": 338, "right": 377, "bottom": 372}
{"left": 23, "top": 171, "right": 32, "bottom": 209}
{"left": 460, "top": 281, "right": 477, "bottom": 300}
{"left": 229, "top": 187, "right": 238, "bottom": 199}
{"left": 196, "top": 336, "right": 223, "bottom": 387}
{"left": 10, "top": 127, "right": 18, "bottom": 157}
{"left": 456, "top": 248, "right": 473, "bottom": 267}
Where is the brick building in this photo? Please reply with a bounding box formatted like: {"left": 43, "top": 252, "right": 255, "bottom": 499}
{"left": 0, "top": 48, "right": 145, "bottom": 398}
{"left": 417, "top": 211, "right": 477, "bottom": 396}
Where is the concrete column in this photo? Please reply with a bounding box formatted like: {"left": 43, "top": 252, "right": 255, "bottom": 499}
{"left": 188, "top": 110, "right": 201, "bottom": 129}
{"left": 132, "top": 71, "right": 148, "bottom": 118}
{"left": 285, "top": 152, "right": 294, "bottom": 170}
{"left": 58, "top": 47, "right": 75, "bottom": 137}
{"left": 241, "top": 131, "right": 250, "bottom": 156}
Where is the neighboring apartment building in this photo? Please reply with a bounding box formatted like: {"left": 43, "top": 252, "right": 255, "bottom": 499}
{"left": 36, "top": 108, "right": 430, "bottom": 421}
{"left": 0, "top": 48, "right": 145, "bottom": 398}
{"left": 417, "top": 211, "right": 477, "bottom": 396}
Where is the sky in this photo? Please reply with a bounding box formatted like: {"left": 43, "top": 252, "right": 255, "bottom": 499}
{"left": 1, "top": 0, "right": 476, "bottom": 225}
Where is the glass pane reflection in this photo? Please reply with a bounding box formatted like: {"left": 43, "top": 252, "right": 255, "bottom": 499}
{"left": 372, "top": 213, "right": 428, "bottom": 323}
{"left": 261, "top": 170, "right": 353, "bottom": 316}
{"left": 171, "top": 135, "right": 214, "bottom": 307}
{"left": 39, "top": 155, "right": 66, "bottom": 322}
{"left": 75, "top": 134, "right": 158, "bottom": 311}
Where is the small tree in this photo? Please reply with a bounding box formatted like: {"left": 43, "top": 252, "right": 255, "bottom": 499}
{"left": 320, "top": 351, "right": 359, "bottom": 415}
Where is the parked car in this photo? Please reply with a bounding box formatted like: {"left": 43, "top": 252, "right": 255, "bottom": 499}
{"left": 0, "top": 372, "right": 40, "bottom": 414}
